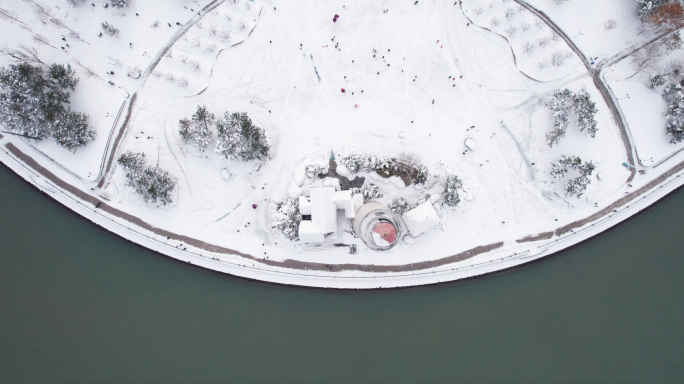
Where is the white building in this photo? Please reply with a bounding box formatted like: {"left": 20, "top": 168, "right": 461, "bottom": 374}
{"left": 298, "top": 187, "right": 364, "bottom": 243}
{"left": 402, "top": 201, "right": 441, "bottom": 236}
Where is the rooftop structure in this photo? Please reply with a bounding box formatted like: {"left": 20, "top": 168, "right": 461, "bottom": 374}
{"left": 298, "top": 187, "right": 364, "bottom": 243}
{"left": 402, "top": 201, "right": 441, "bottom": 236}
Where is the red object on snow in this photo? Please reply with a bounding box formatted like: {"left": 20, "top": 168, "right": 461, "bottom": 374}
{"left": 335, "top": 14, "right": 340, "bottom": 18}
{"left": 333, "top": 18, "right": 337, "bottom": 22}
{"left": 341, "top": 88, "right": 345, "bottom": 93}
{"left": 252, "top": 204, "right": 257, "bottom": 209}
{"left": 373, "top": 223, "right": 396, "bottom": 245}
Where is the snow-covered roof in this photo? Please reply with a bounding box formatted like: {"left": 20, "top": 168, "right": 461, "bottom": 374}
{"left": 310, "top": 187, "right": 337, "bottom": 235}
{"left": 402, "top": 201, "right": 441, "bottom": 236}
{"left": 297, "top": 187, "right": 363, "bottom": 243}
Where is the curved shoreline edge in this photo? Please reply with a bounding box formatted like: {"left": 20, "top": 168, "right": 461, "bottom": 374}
{"left": 3, "top": 141, "right": 684, "bottom": 289}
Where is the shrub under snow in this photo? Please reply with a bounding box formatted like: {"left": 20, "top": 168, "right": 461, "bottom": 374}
{"left": 441, "top": 175, "right": 463, "bottom": 207}
{"left": 351, "top": 183, "right": 383, "bottom": 202}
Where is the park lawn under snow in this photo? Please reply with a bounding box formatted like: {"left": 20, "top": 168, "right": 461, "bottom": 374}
{"left": 99, "top": 0, "right": 629, "bottom": 265}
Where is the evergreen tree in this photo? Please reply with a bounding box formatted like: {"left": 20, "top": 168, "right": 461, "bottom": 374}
{"left": 546, "top": 89, "right": 573, "bottom": 147}
{"left": 666, "top": 117, "right": 684, "bottom": 143}
{"left": 573, "top": 88, "right": 599, "bottom": 137}
{"left": 101, "top": 22, "right": 119, "bottom": 37}
{"left": 179, "top": 105, "right": 214, "bottom": 151}
{"left": 650, "top": 74, "right": 667, "bottom": 89}
{"left": 388, "top": 197, "right": 410, "bottom": 214}
{"left": 550, "top": 155, "right": 596, "bottom": 196}
{"left": 215, "top": 112, "right": 270, "bottom": 162}
{"left": 442, "top": 175, "right": 463, "bottom": 207}
{"left": 118, "top": 151, "right": 177, "bottom": 205}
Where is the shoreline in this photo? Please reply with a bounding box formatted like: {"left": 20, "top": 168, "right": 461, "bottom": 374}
{"left": 3, "top": 138, "right": 683, "bottom": 289}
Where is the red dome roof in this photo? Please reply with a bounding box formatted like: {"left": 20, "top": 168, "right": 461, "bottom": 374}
{"left": 373, "top": 223, "right": 396, "bottom": 245}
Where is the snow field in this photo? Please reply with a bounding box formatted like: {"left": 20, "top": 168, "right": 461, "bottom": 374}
{"left": 462, "top": 0, "right": 585, "bottom": 81}
{"left": 524, "top": 0, "right": 643, "bottom": 63}
{"left": 104, "top": 0, "right": 629, "bottom": 267}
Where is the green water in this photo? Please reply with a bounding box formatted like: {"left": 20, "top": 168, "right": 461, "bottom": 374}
{"left": 1, "top": 163, "right": 683, "bottom": 384}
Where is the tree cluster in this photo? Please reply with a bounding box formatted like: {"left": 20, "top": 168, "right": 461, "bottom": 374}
{"left": 0, "top": 62, "right": 95, "bottom": 152}
{"left": 550, "top": 155, "right": 596, "bottom": 196}
{"left": 546, "top": 88, "right": 598, "bottom": 147}
{"left": 272, "top": 198, "right": 301, "bottom": 241}
{"left": 351, "top": 183, "right": 383, "bottom": 202}
{"left": 215, "top": 112, "right": 270, "bottom": 162}
{"left": 636, "top": 0, "right": 672, "bottom": 21}
{"left": 178, "top": 106, "right": 270, "bottom": 162}
{"left": 118, "top": 151, "right": 177, "bottom": 206}
{"left": 441, "top": 175, "right": 463, "bottom": 207}
{"left": 662, "top": 81, "right": 684, "bottom": 143}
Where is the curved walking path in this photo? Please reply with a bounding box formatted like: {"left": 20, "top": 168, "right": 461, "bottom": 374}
{"left": 513, "top": 0, "right": 638, "bottom": 181}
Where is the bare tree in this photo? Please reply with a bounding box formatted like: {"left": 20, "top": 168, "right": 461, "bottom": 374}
{"left": 522, "top": 41, "right": 535, "bottom": 56}
{"left": 73, "top": 60, "right": 101, "bottom": 79}
{"left": 165, "top": 49, "right": 173, "bottom": 59}
{"left": 108, "top": 56, "right": 123, "bottom": 67}
{"left": 537, "top": 59, "right": 550, "bottom": 69}
{"left": 534, "top": 18, "right": 544, "bottom": 30}
{"left": 537, "top": 36, "right": 550, "bottom": 48}
{"left": 551, "top": 32, "right": 561, "bottom": 41}
{"left": 490, "top": 16, "right": 500, "bottom": 27}
{"left": 628, "top": 43, "right": 663, "bottom": 79}
{"left": 152, "top": 70, "right": 162, "bottom": 79}
{"left": 127, "top": 66, "right": 142, "bottom": 79}
{"left": 165, "top": 73, "right": 176, "bottom": 83}
{"left": 237, "top": 19, "right": 248, "bottom": 31}
{"left": 0, "top": 7, "right": 28, "bottom": 25}
{"left": 604, "top": 19, "right": 617, "bottom": 31}
{"left": 554, "top": 0, "right": 569, "bottom": 4}
{"left": 519, "top": 21, "right": 530, "bottom": 32}
{"left": 32, "top": 34, "right": 56, "bottom": 49}
{"left": 473, "top": 4, "right": 485, "bottom": 16}
{"left": 191, "top": 36, "right": 201, "bottom": 47}
{"left": 505, "top": 25, "right": 518, "bottom": 37}
{"left": 203, "top": 43, "right": 218, "bottom": 53}
{"left": 177, "top": 77, "right": 189, "bottom": 88}
{"left": 0, "top": 44, "right": 43, "bottom": 64}
{"left": 69, "top": 31, "right": 90, "bottom": 46}
{"left": 662, "top": 59, "right": 684, "bottom": 79}
{"left": 189, "top": 60, "right": 201, "bottom": 72}
{"left": 179, "top": 55, "right": 189, "bottom": 65}
{"left": 504, "top": 8, "right": 515, "bottom": 20}
{"left": 551, "top": 50, "right": 567, "bottom": 66}
{"left": 217, "top": 30, "right": 231, "bottom": 42}
{"left": 208, "top": 25, "right": 218, "bottom": 36}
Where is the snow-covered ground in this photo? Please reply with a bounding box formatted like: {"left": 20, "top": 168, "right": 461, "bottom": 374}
{"left": 1, "top": 0, "right": 684, "bottom": 288}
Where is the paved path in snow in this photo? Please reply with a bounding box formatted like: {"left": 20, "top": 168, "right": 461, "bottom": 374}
{"left": 513, "top": 0, "right": 638, "bottom": 182}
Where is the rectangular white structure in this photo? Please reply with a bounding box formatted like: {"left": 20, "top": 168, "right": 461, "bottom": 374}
{"left": 297, "top": 187, "right": 364, "bottom": 243}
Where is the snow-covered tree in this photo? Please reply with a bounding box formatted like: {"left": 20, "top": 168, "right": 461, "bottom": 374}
{"left": 110, "top": 0, "right": 130, "bottom": 8}
{"left": 0, "top": 62, "right": 94, "bottom": 151}
{"left": 546, "top": 88, "right": 599, "bottom": 146}
{"left": 215, "top": 112, "right": 270, "bottom": 162}
{"left": 340, "top": 153, "right": 364, "bottom": 173}
{"left": 441, "top": 175, "right": 462, "bottom": 207}
{"left": 666, "top": 118, "right": 684, "bottom": 142}
{"left": 572, "top": 88, "right": 599, "bottom": 137}
{"left": 179, "top": 105, "right": 214, "bottom": 151}
{"left": 650, "top": 73, "right": 667, "bottom": 89}
{"left": 636, "top": 0, "right": 671, "bottom": 21}
{"left": 388, "top": 197, "right": 410, "bottom": 214}
{"left": 273, "top": 199, "right": 301, "bottom": 241}
{"left": 546, "top": 88, "right": 573, "bottom": 147}
{"left": 305, "top": 163, "right": 323, "bottom": 178}
{"left": 661, "top": 31, "right": 683, "bottom": 51}
{"left": 101, "top": 22, "right": 119, "bottom": 37}
{"left": 351, "top": 183, "right": 383, "bottom": 202}
{"left": 550, "top": 155, "right": 595, "bottom": 196}
{"left": 118, "top": 151, "right": 177, "bottom": 205}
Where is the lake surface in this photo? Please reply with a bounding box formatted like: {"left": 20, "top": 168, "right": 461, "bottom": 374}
{"left": 1, "top": 163, "right": 683, "bottom": 383}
